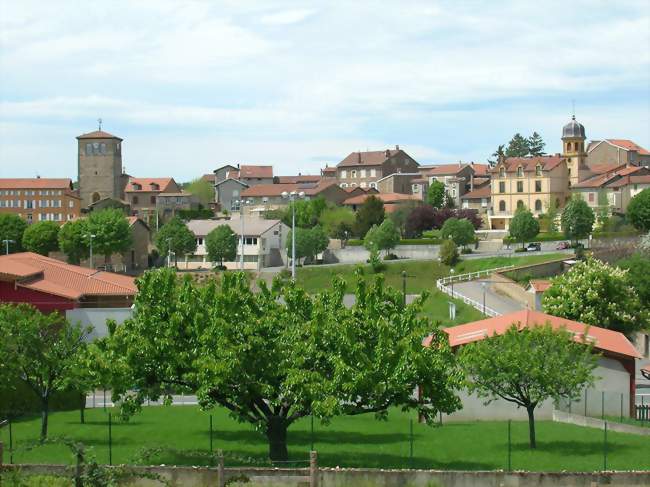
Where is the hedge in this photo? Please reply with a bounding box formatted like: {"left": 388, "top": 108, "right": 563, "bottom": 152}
{"left": 346, "top": 238, "right": 442, "bottom": 247}
{"left": 503, "top": 229, "right": 641, "bottom": 245}
{"left": 0, "top": 381, "right": 83, "bottom": 417}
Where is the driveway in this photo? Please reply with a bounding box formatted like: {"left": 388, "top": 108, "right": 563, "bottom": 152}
{"left": 450, "top": 278, "right": 524, "bottom": 315}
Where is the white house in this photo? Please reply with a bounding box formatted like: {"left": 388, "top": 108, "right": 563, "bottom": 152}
{"left": 183, "top": 218, "right": 289, "bottom": 270}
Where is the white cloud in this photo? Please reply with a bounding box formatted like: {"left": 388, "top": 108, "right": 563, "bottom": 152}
{"left": 259, "top": 8, "right": 315, "bottom": 25}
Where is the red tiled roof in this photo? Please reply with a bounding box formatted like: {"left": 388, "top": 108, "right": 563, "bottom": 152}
{"left": 528, "top": 279, "right": 551, "bottom": 293}
{"left": 276, "top": 175, "right": 321, "bottom": 184}
{"left": 473, "top": 176, "right": 491, "bottom": 187}
{"left": 241, "top": 180, "right": 338, "bottom": 198}
{"left": 426, "top": 163, "right": 468, "bottom": 176}
{"left": 0, "top": 178, "right": 73, "bottom": 190}
{"left": 461, "top": 185, "right": 491, "bottom": 199}
{"left": 606, "top": 139, "right": 650, "bottom": 156}
{"left": 588, "top": 163, "right": 625, "bottom": 175}
{"left": 0, "top": 252, "right": 137, "bottom": 301}
{"left": 76, "top": 130, "right": 122, "bottom": 140}
{"left": 239, "top": 165, "right": 273, "bottom": 179}
{"left": 423, "top": 309, "right": 640, "bottom": 359}
{"left": 491, "top": 156, "right": 564, "bottom": 174}
{"left": 573, "top": 166, "right": 647, "bottom": 189}
{"left": 201, "top": 174, "right": 216, "bottom": 183}
{"left": 337, "top": 150, "right": 401, "bottom": 168}
{"left": 471, "top": 163, "right": 490, "bottom": 176}
{"left": 322, "top": 166, "right": 337, "bottom": 173}
{"left": 605, "top": 174, "right": 650, "bottom": 188}
{"left": 343, "top": 192, "right": 419, "bottom": 205}
{"left": 125, "top": 177, "right": 175, "bottom": 193}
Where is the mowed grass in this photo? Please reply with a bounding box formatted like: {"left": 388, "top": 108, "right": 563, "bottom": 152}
{"left": 3, "top": 406, "right": 649, "bottom": 472}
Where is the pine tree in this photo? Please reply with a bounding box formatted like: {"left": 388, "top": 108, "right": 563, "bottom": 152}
{"left": 505, "top": 133, "right": 530, "bottom": 157}
{"left": 527, "top": 132, "right": 546, "bottom": 156}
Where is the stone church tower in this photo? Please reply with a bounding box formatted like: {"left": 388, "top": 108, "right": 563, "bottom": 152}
{"left": 77, "top": 126, "right": 125, "bottom": 208}
{"left": 561, "top": 115, "right": 589, "bottom": 187}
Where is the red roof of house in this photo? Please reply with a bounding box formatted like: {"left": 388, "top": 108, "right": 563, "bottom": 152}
{"left": 471, "top": 163, "right": 490, "bottom": 176}
{"left": 241, "top": 180, "right": 338, "bottom": 198}
{"left": 239, "top": 165, "right": 273, "bottom": 179}
{"left": 76, "top": 130, "right": 122, "bottom": 140}
{"left": 491, "top": 156, "right": 564, "bottom": 174}
{"left": 589, "top": 163, "right": 626, "bottom": 175}
{"left": 461, "top": 185, "right": 491, "bottom": 199}
{"left": 343, "top": 192, "right": 420, "bottom": 205}
{"left": 0, "top": 253, "right": 137, "bottom": 301}
{"left": 528, "top": 279, "right": 551, "bottom": 293}
{"left": 605, "top": 174, "right": 650, "bottom": 188}
{"left": 322, "top": 166, "right": 337, "bottom": 173}
{"left": 201, "top": 174, "right": 216, "bottom": 183}
{"left": 125, "top": 177, "right": 175, "bottom": 193}
{"left": 0, "top": 178, "right": 74, "bottom": 190}
{"left": 426, "top": 163, "right": 468, "bottom": 176}
{"left": 423, "top": 309, "right": 640, "bottom": 359}
{"left": 276, "top": 175, "right": 321, "bottom": 184}
{"left": 337, "top": 150, "right": 401, "bottom": 167}
{"left": 606, "top": 139, "right": 650, "bottom": 156}
{"left": 573, "top": 166, "right": 647, "bottom": 189}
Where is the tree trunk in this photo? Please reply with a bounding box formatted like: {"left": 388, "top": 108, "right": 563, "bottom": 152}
{"left": 79, "top": 393, "right": 85, "bottom": 424}
{"left": 40, "top": 396, "right": 49, "bottom": 442}
{"left": 266, "top": 416, "right": 289, "bottom": 462}
{"left": 526, "top": 406, "right": 536, "bottom": 449}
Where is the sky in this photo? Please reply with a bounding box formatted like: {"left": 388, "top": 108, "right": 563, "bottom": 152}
{"left": 0, "top": 0, "right": 649, "bottom": 182}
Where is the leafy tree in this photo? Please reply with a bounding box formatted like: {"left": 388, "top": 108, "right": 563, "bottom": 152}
{"left": 0, "top": 213, "right": 28, "bottom": 253}
{"left": 22, "top": 221, "right": 60, "bottom": 256}
{"left": 561, "top": 197, "right": 595, "bottom": 245}
{"left": 353, "top": 195, "right": 385, "bottom": 237}
{"left": 426, "top": 181, "right": 446, "bottom": 208}
{"left": 455, "top": 209, "right": 482, "bottom": 230}
{"left": 389, "top": 201, "right": 418, "bottom": 236}
{"left": 627, "top": 188, "right": 650, "bottom": 232}
{"left": 527, "top": 132, "right": 546, "bottom": 156}
{"left": 441, "top": 218, "right": 475, "bottom": 249}
{"left": 364, "top": 219, "right": 400, "bottom": 255}
{"left": 0, "top": 304, "right": 89, "bottom": 440}
{"left": 505, "top": 133, "right": 530, "bottom": 157}
{"left": 639, "top": 232, "right": 650, "bottom": 254}
{"left": 154, "top": 216, "right": 196, "bottom": 265}
{"left": 431, "top": 208, "right": 456, "bottom": 229}
{"left": 439, "top": 239, "right": 459, "bottom": 266}
{"left": 540, "top": 198, "right": 559, "bottom": 233}
{"left": 444, "top": 193, "right": 456, "bottom": 209}
{"left": 287, "top": 226, "right": 329, "bottom": 264}
{"left": 283, "top": 198, "right": 327, "bottom": 229}
{"left": 185, "top": 178, "right": 215, "bottom": 207}
{"left": 319, "top": 206, "right": 355, "bottom": 238}
{"left": 330, "top": 221, "right": 354, "bottom": 243}
{"left": 87, "top": 209, "right": 133, "bottom": 264}
{"left": 488, "top": 144, "right": 505, "bottom": 166}
{"left": 596, "top": 190, "right": 610, "bottom": 229}
{"left": 617, "top": 253, "right": 650, "bottom": 307}
{"left": 405, "top": 205, "right": 436, "bottom": 238}
{"left": 106, "top": 269, "right": 461, "bottom": 460}
{"left": 509, "top": 208, "right": 540, "bottom": 249}
{"left": 206, "top": 225, "right": 237, "bottom": 267}
{"left": 58, "top": 219, "right": 90, "bottom": 264}
{"left": 460, "top": 323, "right": 596, "bottom": 448}
{"left": 543, "top": 258, "right": 647, "bottom": 337}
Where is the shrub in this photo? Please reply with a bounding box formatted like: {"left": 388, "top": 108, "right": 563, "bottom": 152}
{"left": 405, "top": 205, "right": 436, "bottom": 238}
{"left": 441, "top": 218, "right": 475, "bottom": 248}
{"left": 439, "top": 239, "right": 459, "bottom": 266}
{"left": 383, "top": 253, "right": 399, "bottom": 260}
{"left": 368, "top": 247, "right": 385, "bottom": 273}
{"left": 460, "top": 248, "right": 473, "bottom": 254}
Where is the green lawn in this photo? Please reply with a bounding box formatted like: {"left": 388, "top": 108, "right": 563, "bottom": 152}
{"left": 2, "top": 406, "right": 649, "bottom": 472}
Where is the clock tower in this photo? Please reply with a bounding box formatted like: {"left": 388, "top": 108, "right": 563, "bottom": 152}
{"left": 561, "top": 115, "right": 588, "bottom": 187}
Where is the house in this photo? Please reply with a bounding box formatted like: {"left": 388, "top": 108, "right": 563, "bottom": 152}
{"left": 460, "top": 185, "right": 491, "bottom": 217}
{"left": 0, "top": 178, "right": 82, "bottom": 224}
{"left": 335, "top": 146, "right": 419, "bottom": 189}
{"left": 588, "top": 139, "right": 650, "bottom": 168}
{"left": 156, "top": 192, "right": 200, "bottom": 221}
{"left": 123, "top": 177, "right": 181, "bottom": 227}
{"left": 342, "top": 192, "right": 421, "bottom": 213}
{"left": 212, "top": 164, "right": 274, "bottom": 212}
{"left": 423, "top": 309, "right": 640, "bottom": 421}
{"left": 572, "top": 166, "right": 650, "bottom": 214}
{"left": 0, "top": 252, "right": 137, "bottom": 338}
{"left": 240, "top": 181, "right": 349, "bottom": 209}
{"left": 183, "top": 218, "right": 288, "bottom": 270}
{"left": 420, "top": 163, "right": 476, "bottom": 207}
{"left": 526, "top": 279, "right": 551, "bottom": 310}
{"left": 321, "top": 166, "right": 337, "bottom": 180}
{"left": 375, "top": 172, "right": 421, "bottom": 195}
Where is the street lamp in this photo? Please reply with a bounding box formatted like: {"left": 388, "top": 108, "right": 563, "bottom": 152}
{"left": 281, "top": 190, "right": 305, "bottom": 279}
{"left": 481, "top": 281, "right": 487, "bottom": 315}
{"left": 166, "top": 238, "right": 173, "bottom": 268}
{"left": 236, "top": 199, "right": 253, "bottom": 271}
{"left": 85, "top": 234, "right": 96, "bottom": 269}
{"left": 2, "top": 239, "right": 15, "bottom": 255}
{"left": 449, "top": 268, "right": 455, "bottom": 298}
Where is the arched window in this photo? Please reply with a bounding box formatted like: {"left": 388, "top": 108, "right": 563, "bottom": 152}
{"left": 92, "top": 192, "right": 101, "bottom": 203}
{"left": 535, "top": 199, "right": 542, "bottom": 212}
{"left": 499, "top": 166, "right": 505, "bottom": 178}
{"left": 517, "top": 200, "right": 524, "bottom": 210}
{"left": 567, "top": 142, "right": 572, "bottom": 151}
{"left": 499, "top": 200, "right": 506, "bottom": 212}
{"left": 150, "top": 196, "right": 156, "bottom": 204}
{"left": 516, "top": 166, "right": 523, "bottom": 178}
{"left": 100, "top": 143, "right": 107, "bottom": 154}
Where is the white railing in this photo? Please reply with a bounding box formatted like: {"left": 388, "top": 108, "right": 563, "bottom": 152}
{"left": 436, "top": 265, "right": 515, "bottom": 318}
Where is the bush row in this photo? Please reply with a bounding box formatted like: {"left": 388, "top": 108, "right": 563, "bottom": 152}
{"left": 0, "top": 381, "right": 83, "bottom": 417}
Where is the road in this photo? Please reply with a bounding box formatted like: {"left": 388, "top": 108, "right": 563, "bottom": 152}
{"left": 450, "top": 278, "right": 523, "bottom": 315}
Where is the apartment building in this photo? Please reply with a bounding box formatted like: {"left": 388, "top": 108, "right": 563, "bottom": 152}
{"left": 336, "top": 146, "right": 419, "bottom": 189}
{"left": 0, "top": 178, "right": 81, "bottom": 224}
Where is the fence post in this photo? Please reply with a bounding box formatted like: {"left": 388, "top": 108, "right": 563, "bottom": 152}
{"left": 310, "top": 414, "right": 314, "bottom": 452}
{"left": 9, "top": 419, "right": 12, "bottom": 464}
{"left": 620, "top": 393, "right": 623, "bottom": 423}
{"left": 603, "top": 421, "right": 608, "bottom": 471}
{"left": 108, "top": 412, "right": 112, "bottom": 466}
{"left": 310, "top": 450, "right": 318, "bottom": 487}
{"left": 209, "top": 415, "right": 213, "bottom": 454}
{"left": 409, "top": 418, "right": 414, "bottom": 469}
{"left": 584, "top": 389, "right": 588, "bottom": 417}
{"left": 507, "top": 420, "right": 512, "bottom": 472}
{"left": 601, "top": 391, "right": 605, "bottom": 420}
{"left": 217, "top": 449, "right": 225, "bottom": 487}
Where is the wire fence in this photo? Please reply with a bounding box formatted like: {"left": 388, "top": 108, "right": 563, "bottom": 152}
{"left": 555, "top": 389, "right": 650, "bottom": 429}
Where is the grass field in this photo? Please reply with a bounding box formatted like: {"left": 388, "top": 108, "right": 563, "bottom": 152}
{"left": 2, "top": 406, "right": 649, "bottom": 472}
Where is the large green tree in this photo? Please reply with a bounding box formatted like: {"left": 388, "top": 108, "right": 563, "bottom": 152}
{"left": 206, "top": 225, "right": 237, "bottom": 267}
{"left": 617, "top": 253, "right": 650, "bottom": 308}
{"left": 527, "top": 132, "right": 546, "bottom": 156}
{"left": 509, "top": 208, "right": 540, "bottom": 249}
{"left": 426, "top": 181, "right": 446, "bottom": 209}
{"left": 0, "top": 304, "right": 89, "bottom": 440}
{"left": 561, "top": 197, "right": 595, "bottom": 245}
{"left": 287, "top": 226, "right": 329, "bottom": 264}
{"left": 460, "top": 324, "right": 596, "bottom": 449}
{"left": 0, "top": 213, "right": 28, "bottom": 253}
{"left": 364, "top": 219, "right": 400, "bottom": 255}
{"left": 22, "top": 221, "right": 60, "bottom": 256}
{"left": 543, "top": 258, "right": 647, "bottom": 336}
{"left": 87, "top": 209, "right": 133, "bottom": 264}
{"left": 353, "top": 195, "right": 385, "bottom": 237}
{"left": 441, "top": 218, "right": 475, "bottom": 249}
{"left": 505, "top": 133, "right": 530, "bottom": 158}
{"left": 106, "top": 269, "right": 461, "bottom": 461}
{"left": 154, "top": 216, "right": 197, "bottom": 265}
{"left": 185, "top": 178, "right": 215, "bottom": 207}
{"left": 282, "top": 198, "right": 327, "bottom": 229}
{"left": 319, "top": 206, "right": 355, "bottom": 238}
{"left": 627, "top": 188, "right": 650, "bottom": 232}
{"left": 58, "top": 219, "right": 90, "bottom": 264}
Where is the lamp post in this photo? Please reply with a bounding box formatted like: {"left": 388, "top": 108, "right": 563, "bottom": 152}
{"left": 281, "top": 191, "right": 305, "bottom": 279}
{"left": 85, "top": 234, "right": 96, "bottom": 269}
{"left": 481, "top": 281, "right": 487, "bottom": 315}
{"left": 236, "top": 199, "right": 253, "bottom": 271}
{"left": 166, "top": 237, "right": 173, "bottom": 268}
{"left": 449, "top": 268, "right": 455, "bottom": 298}
{"left": 2, "top": 239, "right": 15, "bottom": 255}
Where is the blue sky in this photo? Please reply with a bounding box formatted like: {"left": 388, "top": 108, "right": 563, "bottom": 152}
{"left": 1, "top": 0, "right": 648, "bottom": 181}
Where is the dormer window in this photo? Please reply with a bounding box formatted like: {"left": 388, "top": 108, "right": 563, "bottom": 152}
{"left": 150, "top": 183, "right": 160, "bottom": 191}
{"left": 535, "top": 164, "right": 542, "bottom": 177}
{"left": 133, "top": 183, "right": 142, "bottom": 190}
{"left": 499, "top": 167, "right": 505, "bottom": 179}
{"left": 516, "top": 166, "right": 523, "bottom": 178}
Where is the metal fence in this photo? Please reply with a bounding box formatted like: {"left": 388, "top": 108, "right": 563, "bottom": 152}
{"left": 555, "top": 389, "right": 650, "bottom": 428}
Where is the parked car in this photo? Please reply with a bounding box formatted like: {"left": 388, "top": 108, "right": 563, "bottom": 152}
{"left": 556, "top": 241, "right": 570, "bottom": 250}
{"left": 526, "top": 242, "right": 541, "bottom": 252}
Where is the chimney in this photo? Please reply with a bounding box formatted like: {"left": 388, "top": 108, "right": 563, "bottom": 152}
{"left": 358, "top": 153, "right": 361, "bottom": 164}
{"left": 237, "top": 163, "right": 240, "bottom": 169}
{"left": 395, "top": 144, "right": 400, "bottom": 150}
{"left": 36, "top": 174, "right": 41, "bottom": 179}
{"left": 385, "top": 149, "right": 390, "bottom": 157}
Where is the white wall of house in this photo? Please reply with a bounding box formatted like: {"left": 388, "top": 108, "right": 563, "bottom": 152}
{"left": 66, "top": 307, "right": 133, "bottom": 340}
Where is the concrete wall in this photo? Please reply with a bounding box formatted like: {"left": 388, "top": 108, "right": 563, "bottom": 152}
{"left": 66, "top": 307, "right": 132, "bottom": 340}
{"left": 489, "top": 272, "right": 536, "bottom": 309}
{"left": 5, "top": 465, "right": 650, "bottom": 487}
{"left": 324, "top": 245, "right": 440, "bottom": 264}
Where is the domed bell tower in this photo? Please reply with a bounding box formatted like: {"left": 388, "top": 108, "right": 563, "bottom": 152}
{"left": 561, "top": 115, "right": 587, "bottom": 187}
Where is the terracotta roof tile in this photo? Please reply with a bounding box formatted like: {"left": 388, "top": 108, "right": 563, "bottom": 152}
{"left": 276, "top": 175, "right": 321, "bottom": 184}
{"left": 125, "top": 177, "right": 175, "bottom": 193}
{"left": 589, "top": 163, "right": 625, "bottom": 175}
{"left": 343, "top": 193, "right": 420, "bottom": 205}
{"left": 239, "top": 165, "right": 273, "bottom": 178}
{"left": 76, "top": 130, "right": 122, "bottom": 140}
{"left": 0, "top": 178, "right": 73, "bottom": 190}
{"left": 461, "top": 185, "right": 491, "bottom": 199}
{"left": 241, "top": 180, "right": 338, "bottom": 198}
{"left": 528, "top": 279, "right": 551, "bottom": 292}
{"left": 426, "top": 163, "right": 468, "bottom": 176}
{"left": 606, "top": 139, "right": 650, "bottom": 156}
{"left": 337, "top": 150, "right": 401, "bottom": 168}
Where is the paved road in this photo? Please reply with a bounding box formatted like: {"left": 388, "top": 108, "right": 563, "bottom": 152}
{"left": 450, "top": 278, "right": 523, "bottom": 315}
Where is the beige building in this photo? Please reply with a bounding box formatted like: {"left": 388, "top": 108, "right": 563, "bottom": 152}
{"left": 156, "top": 192, "right": 200, "bottom": 221}
{"left": 0, "top": 178, "right": 81, "bottom": 224}
{"left": 460, "top": 184, "right": 491, "bottom": 215}
{"left": 123, "top": 177, "right": 181, "bottom": 228}
{"left": 240, "top": 181, "right": 348, "bottom": 210}
{"left": 572, "top": 166, "right": 650, "bottom": 214}
{"left": 335, "top": 147, "right": 419, "bottom": 189}
{"left": 587, "top": 139, "right": 650, "bottom": 168}
{"left": 376, "top": 173, "right": 420, "bottom": 195}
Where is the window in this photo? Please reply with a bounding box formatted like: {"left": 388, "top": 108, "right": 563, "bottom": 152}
{"left": 244, "top": 237, "right": 258, "bottom": 245}
{"left": 92, "top": 192, "right": 101, "bottom": 203}
{"left": 54, "top": 213, "right": 60, "bottom": 221}
{"left": 26, "top": 200, "right": 33, "bottom": 209}
{"left": 534, "top": 200, "right": 542, "bottom": 212}
{"left": 516, "top": 181, "right": 523, "bottom": 193}
{"left": 360, "top": 169, "right": 366, "bottom": 178}
{"left": 150, "top": 196, "right": 156, "bottom": 204}
{"left": 499, "top": 167, "right": 505, "bottom": 178}
{"left": 535, "top": 164, "right": 542, "bottom": 177}
{"left": 93, "top": 142, "right": 100, "bottom": 154}
{"left": 412, "top": 184, "right": 420, "bottom": 193}
{"left": 197, "top": 238, "right": 204, "bottom": 246}
{"left": 369, "top": 182, "right": 377, "bottom": 189}
{"left": 85, "top": 143, "right": 92, "bottom": 155}
{"left": 360, "top": 182, "right": 367, "bottom": 188}
{"left": 567, "top": 142, "right": 572, "bottom": 151}
{"left": 535, "top": 180, "right": 542, "bottom": 192}
{"left": 340, "top": 183, "right": 348, "bottom": 188}
{"left": 517, "top": 200, "right": 524, "bottom": 210}
{"left": 516, "top": 166, "right": 523, "bottom": 178}
{"left": 100, "top": 143, "right": 107, "bottom": 154}
{"left": 499, "top": 181, "right": 505, "bottom": 193}
{"left": 370, "top": 169, "right": 376, "bottom": 177}
{"left": 499, "top": 200, "right": 506, "bottom": 212}
{"left": 588, "top": 192, "right": 595, "bottom": 202}
{"left": 481, "top": 198, "right": 487, "bottom": 208}
{"left": 69, "top": 200, "right": 74, "bottom": 208}
{"left": 351, "top": 170, "right": 357, "bottom": 178}
{"left": 133, "top": 196, "right": 139, "bottom": 204}
{"left": 451, "top": 188, "right": 456, "bottom": 197}
{"left": 27, "top": 214, "right": 33, "bottom": 222}
{"left": 350, "top": 183, "right": 357, "bottom": 188}
{"left": 341, "top": 170, "right": 347, "bottom": 178}
{"left": 39, "top": 213, "right": 46, "bottom": 221}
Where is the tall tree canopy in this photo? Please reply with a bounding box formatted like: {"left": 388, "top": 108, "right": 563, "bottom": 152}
{"left": 460, "top": 324, "right": 596, "bottom": 448}
{"left": 364, "top": 219, "right": 401, "bottom": 255}
{"left": 505, "top": 133, "right": 531, "bottom": 158}
{"left": 561, "top": 197, "right": 595, "bottom": 245}
{"left": 440, "top": 218, "right": 475, "bottom": 249}
{"left": 509, "top": 208, "right": 540, "bottom": 249}
{"left": 185, "top": 178, "right": 215, "bottom": 207}
{"left": 353, "top": 195, "right": 385, "bottom": 237}
{"left": 58, "top": 219, "right": 90, "bottom": 264}
{"left": 0, "top": 213, "right": 28, "bottom": 253}
{"left": 22, "top": 221, "right": 60, "bottom": 256}
{"left": 205, "top": 225, "right": 237, "bottom": 267}
{"left": 527, "top": 132, "right": 546, "bottom": 156}
{"left": 286, "top": 226, "right": 329, "bottom": 264}
{"left": 543, "top": 258, "right": 647, "bottom": 337}
{"left": 87, "top": 209, "right": 133, "bottom": 263}
{"left": 490, "top": 132, "right": 547, "bottom": 162}
{"left": 426, "top": 181, "right": 446, "bottom": 209}
{"left": 627, "top": 188, "right": 650, "bottom": 232}
{"left": 106, "top": 269, "right": 461, "bottom": 460}
{"left": 154, "top": 216, "right": 197, "bottom": 265}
